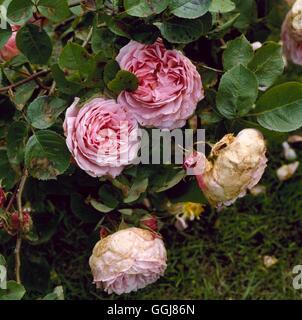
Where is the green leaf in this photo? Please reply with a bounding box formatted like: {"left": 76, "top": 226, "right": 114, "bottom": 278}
{"left": 124, "top": 0, "right": 169, "bottom": 17}
{"left": 155, "top": 13, "right": 212, "bottom": 43}
{"left": 154, "top": 169, "right": 185, "bottom": 193}
{"left": 6, "top": 121, "right": 28, "bottom": 166}
{"left": 124, "top": 178, "right": 148, "bottom": 203}
{"left": 0, "top": 27, "right": 12, "bottom": 50}
{"left": 27, "top": 96, "right": 67, "bottom": 129}
{"left": 209, "top": 0, "right": 235, "bottom": 13}
{"left": 50, "top": 64, "right": 82, "bottom": 95}
{"left": 223, "top": 35, "right": 253, "bottom": 71}
{"left": 12, "top": 81, "right": 37, "bottom": 109}
{"left": 37, "top": 0, "right": 71, "bottom": 23}
{"left": 0, "top": 255, "right": 5, "bottom": 266}
{"left": 59, "top": 42, "right": 95, "bottom": 78}
{"left": 107, "top": 70, "right": 139, "bottom": 94}
{"left": 233, "top": 0, "right": 257, "bottom": 31}
{"left": 43, "top": 286, "right": 64, "bottom": 300}
{"left": 0, "top": 281, "right": 26, "bottom": 300}
{"left": 103, "top": 60, "right": 120, "bottom": 84}
{"left": 7, "top": 0, "right": 33, "bottom": 24}
{"left": 25, "top": 130, "right": 70, "bottom": 180}
{"left": 16, "top": 24, "right": 52, "bottom": 65}
{"left": 70, "top": 193, "right": 101, "bottom": 223}
{"left": 129, "top": 24, "right": 160, "bottom": 44}
{"left": 248, "top": 42, "right": 285, "bottom": 88}
{"left": 216, "top": 64, "right": 258, "bottom": 119}
{"left": 254, "top": 82, "right": 302, "bottom": 132}
{"left": 89, "top": 198, "right": 116, "bottom": 213}
{"left": 169, "top": 0, "right": 211, "bottom": 19}
{"left": 91, "top": 27, "right": 118, "bottom": 58}
{"left": 0, "top": 150, "right": 18, "bottom": 190}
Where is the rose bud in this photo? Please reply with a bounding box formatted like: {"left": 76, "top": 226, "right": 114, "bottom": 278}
{"left": 0, "top": 25, "right": 20, "bottom": 61}
{"left": 100, "top": 227, "right": 109, "bottom": 239}
{"left": 63, "top": 97, "right": 140, "bottom": 178}
{"left": 282, "top": 0, "right": 302, "bottom": 65}
{"left": 89, "top": 227, "right": 167, "bottom": 295}
{"left": 185, "top": 129, "right": 267, "bottom": 208}
{"left": 140, "top": 214, "right": 158, "bottom": 232}
{"left": 277, "top": 161, "right": 299, "bottom": 181}
{"left": 0, "top": 188, "right": 6, "bottom": 208}
{"left": 116, "top": 39, "right": 204, "bottom": 129}
{"left": 10, "top": 211, "right": 33, "bottom": 233}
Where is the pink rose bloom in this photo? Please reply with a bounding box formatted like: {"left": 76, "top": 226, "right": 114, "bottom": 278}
{"left": 0, "top": 25, "right": 20, "bottom": 61}
{"left": 282, "top": 0, "right": 302, "bottom": 65}
{"left": 116, "top": 39, "right": 204, "bottom": 129}
{"left": 184, "top": 129, "right": 267, "bottom": 208}
{"left": 89, "top": 227, "right": 167, "bottom": 295}
{"left": 63, "top": 97, "right": 140, "bottom": 178}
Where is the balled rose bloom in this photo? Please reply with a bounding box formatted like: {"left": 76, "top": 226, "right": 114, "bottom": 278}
{"left": 116, "top": 39, "right": 204, "bottom": 129}
{"left": 89, "top": 227, "right": 167, "bottom": 295}
{"left": 184, "top": 129, "right": 268, "bottom": 208}
{"left": 282, "top": 0, "right": 302, "bottom": 65}
{"left": 63, "top": 97, "right": 140, "bottom": 178}
{"left": 0, "top": 25, "right": 20, "bottom": 61}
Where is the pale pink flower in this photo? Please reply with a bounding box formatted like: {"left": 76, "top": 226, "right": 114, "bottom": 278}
{"left": 0, "top": 25, "right": 20, "bottom": 61}
{"left": 116, "top": 39, "right": 204, "bottom": 129}
{"left": 184, "top": 129, "right": 268, "bottom": 208}
{"left": 89, "top": 227, "right": 167, "bottom": 295}
{"left": 282, "top": 0, "right": 302, "bottom": 65}
{"left": 63, "top": 97, "right": 140, "bottom": 178}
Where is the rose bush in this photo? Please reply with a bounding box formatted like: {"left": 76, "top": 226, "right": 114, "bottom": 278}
{"left": 0, "top": 0, "right": 301, "bottom": 300}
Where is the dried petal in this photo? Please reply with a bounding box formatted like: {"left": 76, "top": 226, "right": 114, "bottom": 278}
{"left": 276, "top": 161, "right": 299, "bottom": 181}
{"left": 282, "top": 141, "right": 297, "bottom": 161}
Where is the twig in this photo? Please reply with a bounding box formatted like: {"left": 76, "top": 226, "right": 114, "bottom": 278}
{"left": 14, "top": 170, "right": 28, "bottom": 284}
{"left": 5, "top": 188, "right": 18, "bottom": 213}
{"left": 0, "top": 70, "right": 50, "bottom": 93}
{"left": 82, "top": 27, "right": 93, "bottom": 48}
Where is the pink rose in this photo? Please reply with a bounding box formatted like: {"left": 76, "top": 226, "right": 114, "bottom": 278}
{"left": 89, "top": 227, "right": 167, "bottom": 295}
{"left": 0, "top": 25, "right": 20, "bottom": 61}
{"left": 116, "top": 39, "right": 204, "bottom": 129}
{"left": 63, "top": 97, "right": 140, "bottom": 178}
{"left": 282, "top": 0, "right": 302, "bottom": 65}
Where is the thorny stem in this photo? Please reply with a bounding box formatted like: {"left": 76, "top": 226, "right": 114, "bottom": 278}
{"left": 14, "top": 170, "right": 28, "bottom": 284}
{"left": 0, "top": 70, "right": 50, "bottom": 93}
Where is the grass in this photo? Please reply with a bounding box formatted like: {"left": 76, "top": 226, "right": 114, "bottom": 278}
{"left": 1, "top": 138, "right": 302, "bottom": 300}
